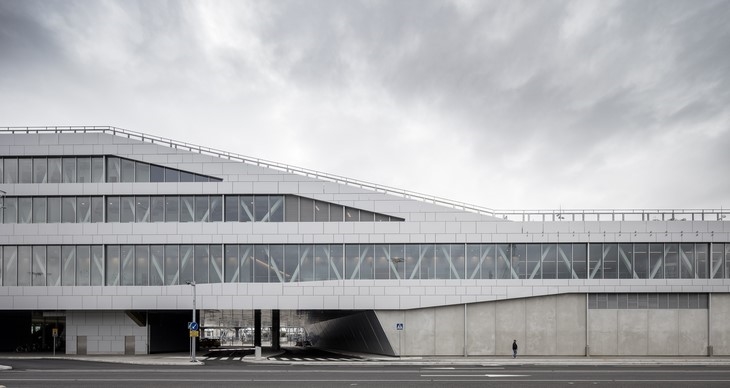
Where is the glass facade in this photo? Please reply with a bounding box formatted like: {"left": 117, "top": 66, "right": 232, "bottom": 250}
{"left": 0, "top": 156, "right": 220, "bottom": 184}
{"left": 1, "top": 242, "right": 727, "bottom": 286}
{"left": 1, "top": 195, "right": 403, "bottom": 223}
{"left": 588, "top": 293, "right": 708, "bottom": 309}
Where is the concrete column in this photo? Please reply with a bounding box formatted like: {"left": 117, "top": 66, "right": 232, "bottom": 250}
{"left": 254, "top": 309, "right": 262, "bottom": 347}
{"left": 272, "top": 310, "right": 281, "bottom": 350}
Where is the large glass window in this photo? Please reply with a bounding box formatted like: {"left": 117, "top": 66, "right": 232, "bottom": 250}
{"left": 48, "top": 158, "right": 62, "bottom": 183}
{"left": 48, "top": 197, "right": 61, "bottom": 223}
{"left": 32, "top": 246, "right": 46, "bottom": 286}
{"left": 150, "top": 165, "right": 165, "bottom": 182}
{"left": 239, "top": 245, "right": 253, "bottom": 283}
{"left": 558, "top": 244, "right": 573, "bottom": 279}
{"left": 77, "top": 157, "right": 91, "bottom": 183}
{"left": 618, "top": 244, "right": 633, "bottom": 279}
{"left": 649, "top": 243, "right": 664, "bottom": 279}
{"left": 3, "top": 246, "right": 17, "bottom": 286}
{"left": 194, "top": 245, "right": 209, "bottom": 284}
{"left": 254, "top": 196, "right": 269, "bottom": 222}
{"left": 136, "top": 196, "right": 150, "bottom": 222}
{"left": 61, "top": 197, "right": 76, "bottom": 223}
{"left": 77, "top": 197, "right": 91, "bottom": 223}
{"left": 17, "top": 246, "right": 32, "bottom": 286}
{"left": 180, "top": 196, "right": 194, "bottom": 222}
{"left": 91, "top": 246, "right": 104, "bottom": 286}
{"left": 3, "top": 158, "right": 18, "bottom": 183}
{"left": 18, "top": 197, "right": 31, "bottom": 224}
{"left": 135, "top": 162, "right": 150, "bottom": 182}
{"left": 92, "top": 197, "right": 104, "bottom": 222}
{"left": 284, "top": 195, "right": 298, "bottom": 222}
{"left": 225, "top": 245, "right": 239, "bottom": 283}
{"left": 121, "top": 159, "right": 135, "bottom": 182}
{"left": 135, "top": 246, "right": 149, "bottom": 286}
{"left": 62, "top": 158, "right": 76, "bottom": 183}
{"left": 150, "top": 245, "right": 164, "bottom": 286}
{"left": 32, "top": 197, "right": 47, "bottom": 223}
{"left": 240, "top": 196, "right": 254, "bottom": 222}
{"left": 107, "top": 157, "right": 120, "bottom": 182}
{"left": 151, "top": 197, "right": 165, "bottom": 222}
{"left": 680, "top": 243, "right": 695, "bottom": 279}
{"left": 210, "top": 245, "right": 223, "bottom": 283}
{"left": 120, "top": 245, "right": 134, "bottom": 286}
{"left": 225, "top": 196, "right": 239, "bottom": 221}
{"left": 107, "top": 197, "right": 120, "bottom": 223}
{"left": 120, "top": 196, "right": 135, "bottom": 223}
{"left": 210, "top": 196, "right": 222, "bottom": 222}
{"left": 179, "top": 245, "right": 194, "bottom": 284}
{"left": 4, "top": 197, "right": 17, "bottom": 223}
{"left": 573, "top": 244, "right": 587, "bottom": 279}
{"left": 62, "top": 246, "right": 75, "bottom": 286}
{"left": 106, "top": 245, "right": 120, "bottom": 286}
{"left": 76, "top": 245, "right": 90, "bottom": 286}
{"left": 164, "top": 245, "right": 179, "bottom": 285}
{"left": 18, "top": 158, "right": 32, "bottom": 183}
{"left": 270, "top": 196, "right": 284, "bottom": 222}
{"left": 47, "top": 246, "right": 61, "bottom": 286}
{"left": 33, "top": 158, "right": 47, "bottom": 183}
{"left": 711, "top": 243, "right": 725, "bottom": 279}
{"left": 91, "top": 157, "right": 104, "bottom": 182}
{"left": 165, "top": 196, "right": 179, "bottom": 222}
{"left": 195, "top": 196, "right": 209, "bottom": 222}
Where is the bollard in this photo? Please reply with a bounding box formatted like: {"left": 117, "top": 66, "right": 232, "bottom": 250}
{"left": 255, "top": 346, "right": 262, "bottom": 360}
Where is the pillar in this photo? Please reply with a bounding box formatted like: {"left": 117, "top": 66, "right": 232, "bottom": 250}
{"left": 254, "top": 309, "right": 262, "bottom": 347}
{"left": 272, "top": 310, "right": 281, "bottom": 350}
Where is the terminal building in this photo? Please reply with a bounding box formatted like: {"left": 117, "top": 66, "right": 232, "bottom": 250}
{"left": 1, "top": 126, "right": 729, "bottom": 357}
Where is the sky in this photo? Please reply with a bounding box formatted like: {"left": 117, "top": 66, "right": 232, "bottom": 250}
{"left": 1, "top": 0, "right": 729, "bottom": 211}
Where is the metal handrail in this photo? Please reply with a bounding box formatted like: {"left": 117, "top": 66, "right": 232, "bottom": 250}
{"left": 2, "top": 126, "right": 729, "bottom": 222}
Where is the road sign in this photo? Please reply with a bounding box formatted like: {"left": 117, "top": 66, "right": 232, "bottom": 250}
{"left": 52, "top": 328, "right": 58, "bottom": 337}
{"left": 189, "top": 330, "right": 199, "bottom": 337}
{"left": 188, "top": 322, "right": 199, "bottom": 330}
{"left": 396, "top": 323, "right": 404, "bottom": 330}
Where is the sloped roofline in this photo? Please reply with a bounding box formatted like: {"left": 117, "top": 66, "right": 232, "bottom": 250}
{"left": 1, "top": 125, "right": 728, "bottom": 222}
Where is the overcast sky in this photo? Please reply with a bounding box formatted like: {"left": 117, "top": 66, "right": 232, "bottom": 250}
{"left": 1, "top": 0, "right": 729, "bottom": 210}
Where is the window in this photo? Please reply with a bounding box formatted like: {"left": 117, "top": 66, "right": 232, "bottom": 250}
{"left": 48, "top": 158, "right": 62, "bottom": 183}
{"left": 18, "top": 158, "right": 32, "bottom": 183}
{"left": 32, "top": 197, "right": 47, "bottom": 223}
{"left": 61, "top": 197, "right": 76, "bottom": 223}
{"left": 150, "top": 165, "right": 165, "bottom": 182}
{"left": 107, "top": 157, "right": 120, "bottom": 182}
{"left": 136, "top": 196, "right": 150, "bottom": 222}
{"left": 62, "top": 158, "right": 76, "bottom": 183}
{"left": 3, "top": 158, "right": 18, "bottom": 183}
{"left": 77, "top": 197, "right": 91, "bottom": 223}
{"left": 77, "top": 157, "right": 91, "bottom": 183}
{"left": 135, "top": 162, "right": 150, "bottom": 182}
{"left": 121, "top": 159, "right": 135, "bottom": 182}
{"left": 33, "top": 158, "right": 47, "bottom": 183}
{"left": 91, "top": 157, "right": 104, "bottom": 182}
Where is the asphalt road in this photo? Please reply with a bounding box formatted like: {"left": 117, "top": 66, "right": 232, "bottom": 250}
{"left": 2, "top": 358, "right": 730, "bottom": 388}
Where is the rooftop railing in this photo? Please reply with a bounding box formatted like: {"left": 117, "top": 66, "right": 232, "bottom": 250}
{"left": 2, "top": 125, "right": 729, "bottom": 222}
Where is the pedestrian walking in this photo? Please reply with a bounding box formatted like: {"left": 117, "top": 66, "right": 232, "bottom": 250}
{"left": 512, "top": 339, "right": 518, "bottom": 358}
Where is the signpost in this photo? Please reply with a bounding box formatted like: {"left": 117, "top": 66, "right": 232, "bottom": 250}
{"left": 52, "top": 328, "right": 58, "bottom": 356}
{"left": 186, "top": 281, "right": 197, "bottom": 362}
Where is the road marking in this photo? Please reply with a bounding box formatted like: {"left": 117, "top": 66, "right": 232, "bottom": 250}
{"left": 421, "top": 374, "right": 529, "bottom": 378}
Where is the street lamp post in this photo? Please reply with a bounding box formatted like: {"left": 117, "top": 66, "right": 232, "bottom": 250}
{"left": 186, "top": 281, "right": 197, "bottom": 362}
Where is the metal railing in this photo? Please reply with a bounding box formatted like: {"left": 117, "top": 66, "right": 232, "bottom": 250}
{"left": 2, "top": 125, "right": 729, "bottom": 222}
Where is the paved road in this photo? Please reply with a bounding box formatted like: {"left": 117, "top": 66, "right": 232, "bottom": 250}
{"left": 2, "top": 358, "right": 730, "bottom": 387}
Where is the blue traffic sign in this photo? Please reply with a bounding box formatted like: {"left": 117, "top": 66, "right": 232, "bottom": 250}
{"left": 188, "top": 322, "right": 199, "bottom": 330}
{"left": 396, "top": 323, "right": 404, "bottom": 330}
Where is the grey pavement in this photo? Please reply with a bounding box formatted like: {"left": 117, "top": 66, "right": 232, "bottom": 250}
{"left": 2, "top": 349, "right": 730, "bottom": 370}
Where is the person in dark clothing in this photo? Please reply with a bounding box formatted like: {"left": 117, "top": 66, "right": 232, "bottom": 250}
{"left": 512, "top": 340, "right": 518, "bottom": 358}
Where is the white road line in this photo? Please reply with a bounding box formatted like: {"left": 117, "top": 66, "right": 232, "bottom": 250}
{"left": 421, "top": 374, "right": 529, "bottom": 378}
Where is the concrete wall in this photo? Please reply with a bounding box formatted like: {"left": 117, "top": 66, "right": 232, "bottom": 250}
{"left": 710, "top": 294, "right": 730, "bottom": 355}
{"left": 66, "top": 310, "right": 147, "bottom": 355}
{"left": 377, "top": 294, "right": 586, "bottom": 356}
{"left": 588, "top": 308, "right": 708, "bottom": 356}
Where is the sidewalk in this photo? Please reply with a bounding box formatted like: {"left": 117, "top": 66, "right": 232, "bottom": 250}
{"left": 2, "top": 350, "right": 730, "bottom": 369}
